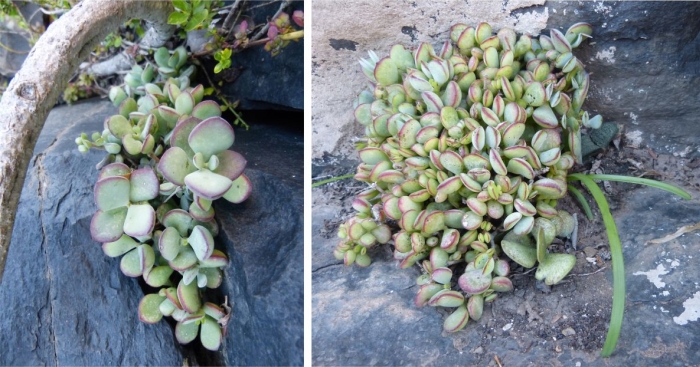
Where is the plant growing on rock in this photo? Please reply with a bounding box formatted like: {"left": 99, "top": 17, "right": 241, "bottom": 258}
{"left": 336, "top": 22, "right": 604, "bottom": 331}
{"left": 75, "top": 56, "right": 251, "bottom": 350}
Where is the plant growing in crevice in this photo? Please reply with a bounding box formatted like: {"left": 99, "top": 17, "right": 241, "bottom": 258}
{"left": 333, "top": 20, "right": 689, "bottom": 357}
{"left": 75, "top": 63, "right": 251, "bottom": 349}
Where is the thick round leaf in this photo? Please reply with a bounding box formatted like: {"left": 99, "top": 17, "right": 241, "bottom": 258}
{"left": 120, "top": 248, "right": 142, "bottom": 277}
{"left": 90, "top": 207, "right": 127, "bottom": 243}
{"left": 175, "top": 91, "right": 194, "bottom": 116}
{"left": 458, "top": 269, "right": 492, "bottom": 294}
{"left": 145, "top": 266, "right": 174, "bottom": 287}
{"left": 98, "top": 162, "right": 130, "bottom": 181}
{"left": 102, "top": 234, "right": 138, "bottom": 257}
{"left": 106, "top": 115, "right": 132, "bottom": 139}
{"left": 158, "top": 147, "right": 193, "bottom": 186}
{"left": 535, "top": 253, "right": 576, "bottom": 285}
{"left": 189, "top": 201, "right": 215, "bottom": 221}
{"left": 170, "top": 117, "right": 201, "bottom": 157}
{"left": 198, "top": 249, "right": 228, "bottom": 268}
{"left": 184, "top": 169, "right": 232, "bottom": 200}
{"left": 157, "top": 105, "right": 180, "bottom": 128}
{"left": 214, "top": 150, "right": 246, "bottom": 181}
{"left": 177, "top": 279, "right": 202, "bottom": 313}
{"left": 203, "top": 302, "right": 225, "bottom": 320}
{"left": 159, "top": 298, "right": 177, "bottom": 316}
{"left": 188, "top": 225, "right": 214, "bottom": 261}
{"left": 130, "top": 167, "right": 159, "bottom": 202}
{"left": 169, "top": 246, "right": 198, "bottom": 271}
{"left": 94, "top": 176, "right": 130, "bottom": 211}
{"left": 138, "top": 294, "right": 166, "bottom": 324}
{"left": 200, "top": 268, "right": 223, "bottom": 288}
{"left": 163, "top": 209, "right": 193, "bottom": 237}
{"left": 222, "top": 173, "right": 252, "bottom": 204}
{"left": 188, "top": 117, "right": 235, "bottom": 160}
{"left": 175, "top": 321, "right": 199, "bottom": 344}
{"left": 159, "top": 226, "right": 182, "bottom": 261}
{"left": 192, "top": 100, "right": 222, "bottom": 120}
{"left": 200, "top": 317, "right": 222, "bottom": 351}
{"left": 124, "top": 204, "right": 155, "bottom": 237}
{"left": 501, "top": 239, "right": 537, "bottom": 268}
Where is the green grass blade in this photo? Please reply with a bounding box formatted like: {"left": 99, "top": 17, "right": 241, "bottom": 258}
{"left": 582, "top": 174, "right": 691, "bottom": 200}
{"left": 567, "top": 184, "right": 594, "bottom": 220}
{"left": 312, "top": 174, "right": 354, "bottom": 188}
{"left": 568, "top": 173, "right": 624, "bottom": 357}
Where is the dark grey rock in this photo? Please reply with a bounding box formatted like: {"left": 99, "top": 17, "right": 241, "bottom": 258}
{"left": 218, "top": 1, "right": 303, "bottom": 110}
{"left": 312, "top": 178, "right": 700, "bottom": 365}
{"left": 0, "top": 99, "right": 303, "bottom": 366}
{"left": 545, "top": 1, "right": 700, "bottom": 157}
{"left": 0, "top": 100, "right": 186, "bottom": 366}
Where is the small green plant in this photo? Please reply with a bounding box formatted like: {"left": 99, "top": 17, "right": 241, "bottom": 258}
{"left": 75, "top": 56, "right": 251, "bottom": 350}
{"left": 333, "top": 20, "right": 690, "bottom": 356}
{"left": 213, "top": 48, "right": 232, "bottom": 74}
{"left": 168, "top": 0, "right": 217, "bottom": 35}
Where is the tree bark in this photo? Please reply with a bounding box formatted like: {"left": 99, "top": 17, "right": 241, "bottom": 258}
{"left": 0, "top": 0, "right": 174, "bottom": 285}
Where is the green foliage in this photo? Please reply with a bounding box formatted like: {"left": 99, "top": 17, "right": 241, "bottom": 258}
{"left": 335, "top": 21, "right": 604, "bottom": 335}
{"left": 568, "top": 173, "right": 689, "bottom": 356}
{"left": 168, "top": 0, "right": 215, "bottom": 34}
{"left": 213, "top": 48, "right": 231, "bottom": 74}
{"left": 75, "top": 62, "right": 251, "bottom": 350}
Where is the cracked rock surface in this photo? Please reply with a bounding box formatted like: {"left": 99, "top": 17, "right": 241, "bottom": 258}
{"left": 0, "top": 99, "right": 303, "bottom": 365}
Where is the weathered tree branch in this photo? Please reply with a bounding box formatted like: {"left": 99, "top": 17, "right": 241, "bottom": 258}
{"left": 0, "top": 0, "right": 174, "bottom": 285}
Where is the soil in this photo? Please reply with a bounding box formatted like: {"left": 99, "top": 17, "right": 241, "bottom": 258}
{"left": 312, "top": 132, "right": 700, "bottom": 365}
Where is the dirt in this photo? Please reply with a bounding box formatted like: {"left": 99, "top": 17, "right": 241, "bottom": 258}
{"left": 312, "top": 130, "right": 700, "bottom": 364}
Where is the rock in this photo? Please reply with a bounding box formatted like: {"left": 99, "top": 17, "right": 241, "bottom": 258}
{"left": 583, "top": 247, "right": 598, "bottom": 258}
{"left": 562, "top": 327, "right": 576, "bottom": 337}
{"left": 0, "top": 100, "right": 187, "bottom": 365}
{"left": 218, "top": 1, "right": 303, "bottom": 110}
{"left": 546, "top": 1, "right": 700, "bottom": 157}
{"left": 0, "top": 99, "right": 303, "bottom": 365}
{"left": 312, "top": 1, "right": 700, "bottom": 160}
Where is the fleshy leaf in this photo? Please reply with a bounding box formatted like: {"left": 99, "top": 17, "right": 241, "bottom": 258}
{"left": 177, "top": 278, "right": 202, "bottom": 313}
{"left": 200, "top": 317, "right": 222, "bottom": 351}
{"left": 130, "top": 167, "right": 160, "bottom": 202}
{"left": 124, "top": 204, "right": 155, "bottom": 237}
{"left": 120, "top": 248, "right": 142, "bottom": 277}
{"left": 159, "top": 226, "right": 182, "bottom": 261}
{"left": 170, "top": 117, "right": 201, "bottom": 157}
{"left": 214, "top": 150, "right": 246, "bottom": 181}
{"left": 98, "top": 162, "right": 130, "bottom": 181}
{"left": 188, "top": 117, "right": 235, "bottom": 160}
{"left": 90, "top": 207, "right": 127, "bottom": 243}
{"left": 458, "top": 269, "right": 492, "bottom": 294}
{"left": 144, "top": 266, "right": 174, "bottom": 287}
{"left": 200, "top": 268, "right": 223, "bottom": 288}
{"left": 501, "top": 239, "right": 537, "bottom": 268}
{"left": 198, "top": 249, "right": 228, "bottom": 268}
{"left": 175, "top": 321, "right": 199, "bottom": 344}
{"left": 106, "top": 115, "right": 132, "bottom": 139}
{"left": 163, "top": 209, "right": 193, "bottom": 237}
{"left": 192, "top": 100, "right": 222, "bottom": 120}
{"left": 189, "top": 201, "right": 215, "bottom": 221}
{"left": 535, "top": 253, "right": 576, "bottom": 285}
{"left": 184, "top": 169, "right": 232, "bottom": 200}
{"left": 188, "top": 225, "right": 214, "bottom": 261}
{"left": 169, "top": 246, "right": 198, "bottom": 271}
{"left": 94, "top": 176, "right": 130, "bottom": 211}
{"left": 158, "top": 147, "right": 194, "bottom": 186}
{"left": 138, "top": 294, "right": 166, "bottom": 324}
{"left": 222, "top": 173, "right": 252, "bottom": 204}
{"left": 102, "top": 234, "right": 139, "bottom": 257}
{"left": 203, "top": 302, "right": 225, "bottom": 320}
{"left": 175, "top": 91, "right": 195, "bottom": 116}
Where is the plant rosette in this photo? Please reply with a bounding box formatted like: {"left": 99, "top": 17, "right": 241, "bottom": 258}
{"left": 335, "top": 21, "right": 602, "bottom": 333}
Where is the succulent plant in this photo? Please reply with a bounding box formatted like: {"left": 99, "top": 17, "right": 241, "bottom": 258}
{"left": 336, "top": 21, "right": 601, "bottom": 333}
{"left": 75, "top": 55, "right": 251, "bottom": 349}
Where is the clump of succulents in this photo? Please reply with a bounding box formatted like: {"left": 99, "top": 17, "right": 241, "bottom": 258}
{"left": 336, "top": 22, "right": 602, "bottom": 332}
{"left": 75, "top": 54, "right": 251, "bottom": 350}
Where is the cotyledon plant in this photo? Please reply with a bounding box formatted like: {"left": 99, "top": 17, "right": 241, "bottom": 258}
{"left": 335, "top": 21, "right": 603, "bottom": 333}
{"left": 75, "top": 63, "right": 251, "bottom": 350}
